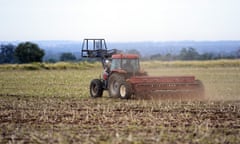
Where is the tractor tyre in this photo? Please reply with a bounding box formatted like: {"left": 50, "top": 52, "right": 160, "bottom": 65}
{"left": 90, "top": 79, "right": 103, "bottom": 98}
{"left": 119, "top": 81, "right": 132, "bottom": 99}
{"left": 108, "top": 73, "right": 131, "bottom": 98}
{"left": 108, "top": 73, "right": 124, "bottom": 98}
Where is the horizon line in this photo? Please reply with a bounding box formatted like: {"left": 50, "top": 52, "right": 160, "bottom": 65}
{"left": 1, "top": 39, "right": 240, "bottom": 43}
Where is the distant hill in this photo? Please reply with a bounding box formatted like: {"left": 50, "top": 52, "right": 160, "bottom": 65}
{"left": 108, "top": 41, "right": 240, "bottom": 56}
{"left": 1, "top": 40, "right": 240, "bottom": 60}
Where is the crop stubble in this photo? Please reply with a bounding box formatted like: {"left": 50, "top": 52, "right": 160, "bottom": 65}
{"left": 0, "top": 64, "right": 240, "bottom": 143}
{"left": 0, "top": 96, "right": 239, "bottom": 143}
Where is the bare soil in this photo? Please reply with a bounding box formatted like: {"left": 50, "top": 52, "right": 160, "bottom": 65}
{"left": 0, "top": 95, "right": 239, "bottom": 143}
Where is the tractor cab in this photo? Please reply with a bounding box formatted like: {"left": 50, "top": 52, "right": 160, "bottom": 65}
{"left": 110, "top": 54, "right": 140, "bottom": 74}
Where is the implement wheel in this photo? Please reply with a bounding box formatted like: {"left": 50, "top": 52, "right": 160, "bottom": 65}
{"left": 108, "top": 73, "right": 132, "bottom": 98}
{"left": 90, "top": 79, "right": 103, "bottom": 98}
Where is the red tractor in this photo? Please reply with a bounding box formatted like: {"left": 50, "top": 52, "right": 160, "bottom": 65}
{"left": 82, "top": 39, "right": 204, "bottom": 99}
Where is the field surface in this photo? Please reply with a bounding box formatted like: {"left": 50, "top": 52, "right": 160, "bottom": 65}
{"left": 0, "top": 60, "right": 240, "bottom": 143}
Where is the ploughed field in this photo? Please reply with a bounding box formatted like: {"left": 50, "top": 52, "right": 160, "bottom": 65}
{"left": 0, "top": 61, "right": 240, "bottom": 143}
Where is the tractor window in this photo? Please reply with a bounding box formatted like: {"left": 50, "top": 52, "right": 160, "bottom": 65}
{"left": 122, "top": 59, "right": 139, "bottom": 72}
{"left": 110, "top": 59, "right": 121, "bottom": 70}
{"left": 110, "top": 58, "right": 139, "bottom": 73}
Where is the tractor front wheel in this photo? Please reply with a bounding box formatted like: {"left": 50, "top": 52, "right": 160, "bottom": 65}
{"left": 90, "top": 79, "right": 103, "bottom": 98}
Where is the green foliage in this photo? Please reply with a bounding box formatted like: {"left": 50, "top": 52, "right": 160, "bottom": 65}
{"left": 150, "top": 53, "right": 175, "bottom": 61}
{"left": 237, "top": 48, "right": 240, "bottom": 58}
{"left": 150, "top": 47, "right": 239, "bottom": 61}
{"left": 14, "top": 42, "right": 45, "bottom": 63}
{"left": 60, "top": 52, "right": 76, "bottom": 61}
{"left": 150, "top": 47, "right": 201, "bottom": 61}
{"left": 200, "top": 52, "right": 214, "bottom": 60}
{"left": 0, "top": 44, "right": 16, "bottom": 64}
{"left": 179, "top": 47, "right": 200, "bottom": 60}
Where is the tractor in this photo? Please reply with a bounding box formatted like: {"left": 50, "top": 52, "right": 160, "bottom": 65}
{"left": 81, "top": 38, "right": 204, "bottom": 99}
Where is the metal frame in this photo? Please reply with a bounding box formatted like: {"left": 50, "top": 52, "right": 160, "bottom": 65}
{"left": 81, "top": 38, "right": 117, "bottom": 69}
{"left": 81, "top": 38, "right": 108, "bottom": 58}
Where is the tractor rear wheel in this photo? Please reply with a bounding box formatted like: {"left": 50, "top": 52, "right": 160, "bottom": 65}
{"left": 90, "top": 79, "right": 103, "bottom": 98}
{"left": 108, "top": 73, "right": 132, "bottom": 98}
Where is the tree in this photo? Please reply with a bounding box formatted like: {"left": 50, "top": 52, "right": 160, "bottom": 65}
{"left": 15, "top": 42, "right": 45, "bottom": 63}
{"left": 179, "top": 47, "right": 200, "bottom": 60}
{"left": 150, "top": 53, "right": 162, "bottom": 60}
{"left": 60, "top": 52, "right": 76, "bottom": 61}
{"left": 0, "top": 44, "right": 16, "bottom": 64}
{"left": 200, "top": 52, "right": 214, "bottom": 60}
{"left": 237, "top": 48, "right": 240, "bottom": 59}
{"left": 150, "top": 53, "right": 175, "bottom": 61}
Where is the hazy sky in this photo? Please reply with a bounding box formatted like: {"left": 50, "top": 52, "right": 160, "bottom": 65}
{"left": 0, "top": 0, "right": 239, "bottom": 42}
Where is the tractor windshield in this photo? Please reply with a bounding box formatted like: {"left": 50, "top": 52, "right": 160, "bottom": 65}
{"left": 110, "top": 58, "right": 139, "bottom": 73}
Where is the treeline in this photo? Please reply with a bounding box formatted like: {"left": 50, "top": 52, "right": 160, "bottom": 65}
{"left": 149, "top": 47, "right": 240, "bottom": 61}
{"left": 0, "top": 42, "right": 78, "bottom": 64}
{"left": 0, "top": 42, "right": 44, "bottom": 64}
{"left": 1, "top": 42, "right": 240, "bottom": 64}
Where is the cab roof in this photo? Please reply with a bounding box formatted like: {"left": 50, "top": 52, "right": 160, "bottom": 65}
{"left": 112, "top": 54, "right": 139, "bottom": 59}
